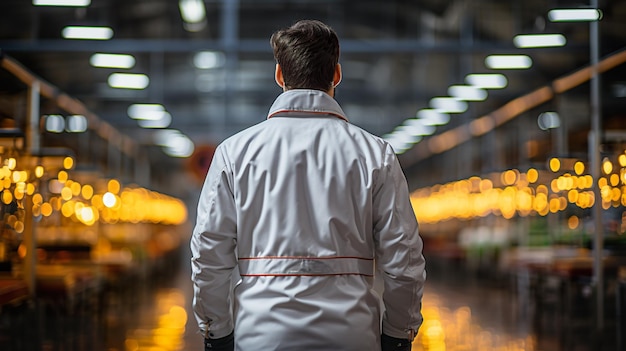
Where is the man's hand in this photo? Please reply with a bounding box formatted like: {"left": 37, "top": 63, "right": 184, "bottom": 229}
{"left": 204, "top": 331, "right": 234, "bottom": 351}
{"left": 381, "top": 333, "right": 412, "bottom": 351}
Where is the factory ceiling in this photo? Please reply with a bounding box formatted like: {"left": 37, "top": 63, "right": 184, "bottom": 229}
{"left": 0, "top": 0, "right": 625, "bottom": 194}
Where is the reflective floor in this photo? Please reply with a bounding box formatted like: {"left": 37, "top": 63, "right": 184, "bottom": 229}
{"left": 0, "top": 249, "right": 623, "bottom": 351}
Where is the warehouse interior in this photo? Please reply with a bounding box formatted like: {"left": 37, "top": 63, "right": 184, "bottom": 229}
{"left": 1, "top": 0, "right": 626, "bottom": 350}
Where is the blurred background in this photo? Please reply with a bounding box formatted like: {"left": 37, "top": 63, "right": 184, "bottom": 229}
{"left": 0, "top": 0, "right": 625, "bottom": 350}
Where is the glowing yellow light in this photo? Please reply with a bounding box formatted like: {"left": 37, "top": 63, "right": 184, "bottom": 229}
{"left": 41, "top": 202, "right": 53, "bottom": 216}
{"left": 78, "top": 206, "right": 96, "bottom": 225}
{"left": 81, "top": 185, "right": 94, "bottom": 199}
{"left": 103, "top": 192, "right": 117, "bottom": 208}
{"left": 70, "top": 182, "right": 81, "bottom": 196}
{"left": 14, "top": 186, "right": 24, "bottom": 200}
{"left": 610, "top": 174, "right": 620, "bottom": 187}
{"left": 33, "top": 193, "right": 43, "bottom": 205}
{"left": 32, "top": 204, "right": 41, "bottom": 216}
{"left": 35, "top": 166, "right": 44, "bottom": 178}
{"left": 568, "top": 216, "right": 579, "bottom": 229}
{"left": 603, "top": 158, "right": 613, "bottom": 175}
{"left": 14, "top": 221, "right": 24, "bottom": 233}
{"left": 63, "top": 157, "right": 74, "bottom": 169}
{"left": 61, "top": 201, "right": 74, "bottom": 217}
{"left": 568, "top": 189, "right": 579, "bottom": 203}
{"left": 17, "top": 244, "right": 26, "bottom": 259}
{"left": 574, "top": 161, "right": 585, "bottom": 175}
{"left": 7, "top": 158, "right": 16, "bottom": 170}
{"left": 549, "top": 197, "right": 560, "bottom": 213}
{"left": 61, "top": 187, "right": 73, "bottom": 201}
{"left": 527, "top": 168, "right": 538, "bottom": 183}
{"left": 550, "top": 179, "right": 559, "bottom": 193}
{"left": 108, "top": 179, "right": 121, "bottom": 194}
{"left": 58, "top": 170, "right": 68, "bottom": 183}
{"left": 2, "top": 190, "right": 12, "bottom": 204}
{"left": 619, "top": 154, "right": 626, "bottom": 167}
{"left": 502, "top": 170, "right": 517, "bottom": 186}
{"left": 549, "top": 158, "right": 561, "bottom": 172}
{"left": 26, "top": 183, "right": 35, "bottom": 195}
{"left": 479, "top": 179, "right": 493, "bottom": 192}
{"left": 11, "top": 171, "right": 27, "bottom": 183}
{"left": 612, "top": 187, "right": 621, "bottom": 202}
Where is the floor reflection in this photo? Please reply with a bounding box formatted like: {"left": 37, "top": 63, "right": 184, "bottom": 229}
{"left": 1, "top": 250, "right": 623, "bottom": 351}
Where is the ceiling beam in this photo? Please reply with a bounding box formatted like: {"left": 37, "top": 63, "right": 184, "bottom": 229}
{"left": 0, "top": 39, "right": 587, "bottom": 54}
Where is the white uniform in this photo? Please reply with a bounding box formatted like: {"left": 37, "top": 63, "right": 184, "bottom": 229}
{"left": 191, "top": 89, "right": 426, "bottom": 350}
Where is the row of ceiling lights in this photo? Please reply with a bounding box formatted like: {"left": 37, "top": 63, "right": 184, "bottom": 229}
{"left": 31, "top": 0, "right": 203, "bottom": 158}
{"left": 383, "top": 8, "right": 603, "bottom": 154}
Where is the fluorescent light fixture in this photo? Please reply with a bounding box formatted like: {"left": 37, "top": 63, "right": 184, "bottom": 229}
{"left": 416, "top": 109, "right": 450, "bottom": 126}
{"left": 537, "top": 112, "right": 561, "bottom": 130}
{"left": 465, "top": 73, "right": 508, "bottom": 89}
{"left": 399, "top": 119, "right": 436, "bottom": 136}
{"left": 62, "top": 26, "right": 113, "bottom": 40}
{"left": 429, "top": 97, "right": 468, "bottom": 113}
{"left": 179, "top": 0, "right": 206, "bottom": 23}
{"left": 138, "top": 112, "right": 172, "bottom": 128}
{"left": 194, "top": 51, "right": 225, "bottom": 69}
{"left": 90, "top": 53, "right": 135, "bottom": 69}
{"left": 154, "top": 129, "right": 182, "bottom": 146}
{"left": 485, "top": 55, "right": 532, "bottom": 69}
{"left": 448, "top": 85, "right": 488, "bottom": 101}
{"left": 108, "top": 73, "right": 149, "bottom": 89}
{"left": 65, "top": 115, "right": 87, "bottom": 132}
{"left": 384, "top": 133, "right": 417, "bottom": 154}
{"left": 514, "top": 34, "right": 566, "bottom": 48}
{"left": 127, "top": 104, "right": 165, "bottom": 120}
{"left": 45, "top": 115, "right": 65, "bottom": 133}
{"left": 33, "top": 0, "right": 90, "bottom": 6}
{"left": 163, "top": 134, "right": 195, "bottom": 158}
{"left": 548, "top": 9, "right": 602, "bottom": 22}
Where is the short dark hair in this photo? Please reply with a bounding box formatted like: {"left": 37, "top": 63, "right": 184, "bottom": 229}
{"left": 270, "top": 20, "right": 340, "bottom": 91}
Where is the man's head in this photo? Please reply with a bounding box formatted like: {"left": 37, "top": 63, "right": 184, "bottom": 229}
{"left": 270, "top": 20, "right": 341, "bottom": 93}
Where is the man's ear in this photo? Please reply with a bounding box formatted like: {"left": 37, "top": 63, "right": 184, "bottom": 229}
{"left": 332, "top": 63, "right": 342, "bottom": 88}
{"left": 275, "top": 64, "right": 285, "bottom": 89}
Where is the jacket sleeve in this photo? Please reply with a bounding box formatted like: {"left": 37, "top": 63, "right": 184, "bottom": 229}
{"left": 190, "top": 145, "right": 238, "bottom": 339}
{"left": 372, "top": 144, "right": 426, "bottom": 341}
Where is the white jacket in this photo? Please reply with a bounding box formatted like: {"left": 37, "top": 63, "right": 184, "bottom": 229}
{"left": 191, "top": 89, "right": 426, "bottom": 350}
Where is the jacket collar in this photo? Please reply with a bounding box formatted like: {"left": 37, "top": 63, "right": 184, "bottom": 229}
{"left": 267, "top": 89, "right": 348, "bottom": 121}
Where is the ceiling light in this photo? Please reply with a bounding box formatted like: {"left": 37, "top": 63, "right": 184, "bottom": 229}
{"left": 33, "top": 0, "right": 90, "bottom": 6}
{"left": 108, "top": 73, "right": 149, "bottom": 89}
{"left": 127, "top": 104, "right": 165, "bottom": 120}
{"left": 163, "top": 134, "right": 195, "bottom": 158}
{"left": 45, "top": 115, "right": 65, "bottom": 133}
{"left": 90, "top": 53, "right": 135, "bottom": 69}
{"left": 448, "top": 85, "right": 488, "bottom": 101}
{"left": 513, "top": 34, "right": 567, "bottom": 48}
{"left": 65, "top": 115, "right": 88, "bottom": 132}
{"left": 548, "top": 9, "right": 602, "bottom": 22}
{"left": 384, "top": 131, "right": 421, "bottom": 153}
{"left": 62, "top": 26, "right": 113, "bottom": 40}
{"left": 429, "top": 97, "right": 468, "bottom": 113}
{"left": 485, "top": 55, "right": 532, "bottom": 69}
{"left": 138, "top": 112, "right": 172, "bottom": 128}
{"left": 154, "top": 129, "right": 183, "bottom": 146}
{"left": 179, "top": 0, "right": 206, "bottom": 23}
{"left": 399, "top": 119, "right": 436, "bottom": 136}
{"left": 465, "top": 74, "right": 508, "bottom": 89}
{"left": 383, "top": 134, "right": 415, "bottom": 154}
{"left": 179, "top": 0, "right": 206, "bottom": 32}
{"left": 194, "top": 51, "right": 225, "bottom": 69}
{"left": 416, "top": 109, "right": 450, "bottom": 126}
{"left": 537, "top": 112, "right": 561, "bottom": 130}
